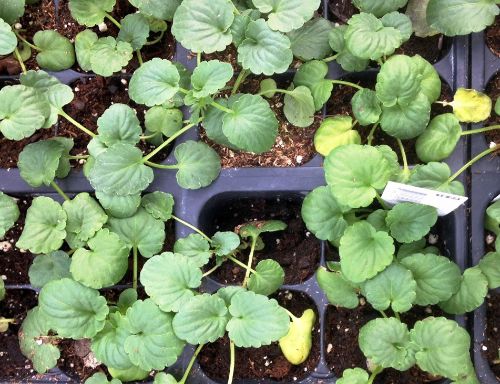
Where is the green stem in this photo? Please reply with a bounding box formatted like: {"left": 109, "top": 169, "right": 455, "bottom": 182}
{"left": 13, "top": 31, "right": 41, "bottom": 51}
{"left": 105, "top": 13, "right": 122, "bottom": 28}
{"left": 140, "top": 132, "right": 159, "bottom": 140}
{"left": 375, "top": 192, "right": 389, "bottom": 210}
{"left": 227, "top": 255, "right": 257, "bottom": 274}
{"left": 378, "top": 310, "right": 388, "bottom": 318}
{"left": 284, "top": 308, "right": 299, "bottom": 322}
{"left": 136, "top": 50, "right": 144, "bottom": 66}
{"left": 210, "top": 101, "right": 234, "bottom": 114}
{"left": 330, "top": 80, "right": 363, "bottom": 90}
{"left": 132, "top": 245, "right": 138, "bottom": 290}
{"left": 231, "top": 2, "right": 241, "bottom": 15}
{"left": 68, "top": 155, "right": 89, "bottom": 160}
{"left": 231, "top": 69, "right": 249, "bottom": 95}
{"left": 144, "top": 30, "right": 165, "bottom": 46}
{"left": 461, "top": 125, "right": 500, "bottom": 135}
{"left": 367, "top": 366, "right": 383, "bottom": 384}
{"left": 50, "top": 181, "right": 70, "bottom": 201}
{"left": 367, "top": 123, "right": 378, "bottom": 146}
{"left": 396, "top": 138, "right": 410, "bottom": 176}
{"left": 242, "top": 237, "right": 257, "bottom": 288}
{"left": 58, "top": 109, "right": 96, "bottom": 137}
{"left": 13, "top": 47, "right": 27, "bottom": 73}
{"left": 323, "top": 53, "right": 339, "bottom": 63}
{"left": 179, "top": 344, "right": 205, "bottom": 384}
{"left": 197, "top": 52, "right": 201, "bottom": 65}
{"left": 257, "top": 88, "right": 292, "bottom": 97}
{"left": 67, "top": 249, "right": 76, "bottom": 256}
{"left": 227, "top": 341, "right": 236, "bottom": 384}
{"left": 171, "top": 215, "right": 212, "bottom": 242}
{"left": 144, "top": 161, "right": 179, "bottom": 170}
{"left": 394, "top": 312, "right": 400, "bottom": 321}
{"left": 202, "top": 264, "right": 220, "bottom": 277}
{"left": 448, "top": 143, "right": 499, "bottom": 183}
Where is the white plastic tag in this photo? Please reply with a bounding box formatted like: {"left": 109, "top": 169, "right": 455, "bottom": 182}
{"left": 381, "top": 181, "right": 468, "bottom": 216}
{"left": 493, "top": 194, "right": 500, "bottom": 202}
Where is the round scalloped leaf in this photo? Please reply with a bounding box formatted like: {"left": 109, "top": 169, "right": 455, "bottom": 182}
{"left": 288, "top": 18, "right": 333, "bottom": 61}
{"left": 238, "top": 19, "right": 293, "bottom": 75}
{"left": 90, "top": 37, "right": 133, "bottom": 77}
{"left": 172, "top": 294, "right": 229, "bottom": 344}
{"left": 173, "top": 234, "right": 211, "bottom": 267}
{"left": 427, "top": 0, "right": 499, "bottom": 36}
{"left": 351, "top": 88, "right": 382, "bottom": 126}
{"left": 0, "top": 0, "right": 25, "bottom": 24}
{"left": 68, "top": 0, "right": 116, "bottom": 26}
{"left": 345, "top": 13, "right": 402, "bottom": 60}
{"left": 212, "top": 231, "right": 240, "bottom": 256}
{"left": 153, "top": 372, "right": 178, "bottom": 384}
{"left": 86, "top": 372, "right": 122, "bottom": 384}
{"left": 141, "top": 192, "right": 174, "bottom": 221}
{"left": 416, "top": 114, "right": 462, "bottom": 163}
{"left": 0, "top": 192, "right": 19, "bottom": 239}
{"left": 141, "top": 252, "right": 202, "bottom": 312}
{"left": 405, "top": 0, "right": 439, "bottom": 38}
{"left": 227, "top": 290, "right": 290, "bottom": 348}
{"left": 314, "top": 115, "right": 361, "bottom": 156}
{"left": 18, "top": 140, "right": 65, "bottom": 187}
{"left": 386, "top": 203, "right": 438, "bottom": 243}
{"left": 191, "top": 60, "right": 233, "bottom": 98}
{"left": 128, "top": 0, "right": 180, "bottom": 21}
{"left": 367, "top": 209, "right": 389, "bottom": 232}
{"left": 75, "top": 29, "right": 98, "bottom": 71}
{"left": 301, "top": 186, "right": 351, "bottom": 243}
{"left": 339, "top": 221, "right": 395, "bottom": 283}
{"left": 283, "top": 86, "right": 316, "bottom": 127}
{"left": 397, "top": 238, "right": 427, "bottom": 260}
{"left": 0, "top": 19, "right": 16, "bottom": 55}
{"left": 325, "top": 144, "right": 392, "bottom": 208}
{"left": 33, "top": 30, "right": 75, "bottom": 71}
{"left": 238, "top": 220, "right": 287, "bottom": 240}
{"left": 0, "top": 85, "right": 50, "bottom": 140}
{"left": 380, "top": 12, "right": 412, "bottom": 42}
{"left": 359, "top": 317, "right": 416, "bottom": 370}
{"left": 145, "top": 107, "right": 183, "bottom": 137}
{"left": 328, "top": 26, "right": 369, "bottom": 72}
{"left": 380, "top": 92, "right": 431, "bottom": 139}
{"left": 174, "top": 140, "right": 221, "bottom": 189}
{"left": 410, "top": 317, "right": 472, "bottom": 379}
{"left": 252, "top": 0, "right": 320, "bottom": 32}
{"left": 17, "top": 197, "right": 66, "bottom": 254}
{"left": 202, "top": 98, "right": 233, "bottom": 147}
{"left": 248, "top": 259, "right": 284, "bottom": 296}
{"left": 451, "top": 88, "right": 492, "bottom": 123}
{"left": 400, "top": 253, "right": 462, "bottom": 305}
{"left": 479, "top": 252, "right": 500, "bottom": 289}
{"left": 316, "top": 268, "right": 359, "bottom": 309}
{"left": 337, "top": 368, "right": 369, "bottom": 384}
{"left": 71, "top": 229, "right": 130, "bottom": 289}
{"left": 19, "top": 307, "right": 60, "bottom": 374}
{"left": 362, "top": 263, "right": 416, "bottom": 313}
{"left": 294, "top": 60, "right": 333, "bottom": 111}
{"left": 352, "top": 0, "right": 408, "bottom": 17}
{"left": 409, "top": 162, "right": 465, "bottom": 195}
{"left": 486, "top": 200, "right": 500, "bottom": 235}
{"left": 117, "top": 13, "right": 150, "bottom": 51}
{"left": 39, "top": 278, "right": 109, "bottom": 339}
{"left": 96, "top": 192, "right": 141, "bottom": 219}
{"left": 89, "top": 143, "right": 154, "bottom": 196}
{"left": 412, "top": 55, "right": 441, "bottom": 103}
{"left": 129, "top": 58, "right": 180, "bottom": 107}
{"left": 222, "top": 93, "right": 278, "bottom": 153}
{"left": 439, "top": 266, "right": 488, "bottom": 314}
{"left": 107, "top": 208, "right": 164, "bottom": 258}
{"left": 124, "top": 299, "right": 185, "bottom": 371}
{"left": 29, "top": 251, "right": 71, "bottom": 289}
{"left": 97, "top": 104, "right": 141, "bottom": 146}
{"left": 171, "top": 0, "right": 234, "bottom": 54}
{"left": 230, "top": 9, "right": 261, "bottom": 47}
{"left": 278, "top": 308, "right": 315, "bottom": 365}
{"left": 217, "top": 286, "right": 245, "bottom": 307}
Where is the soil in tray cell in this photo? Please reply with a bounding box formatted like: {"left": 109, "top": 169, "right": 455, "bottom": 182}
{"left": 486, "top": 15, "right": 500, "bottom": 58}
{"left": 199, "top": 290, "right": 321, "bottom": 382}
{"left": 0, "top": 289, "right": 38, "bottom": 380}
{"left": 200, "top": 76, "right": 321, "bottom": 167}
{"left": 483, "top": 291, "right": 500, "bottom": 378}
{"left": 325, "top": 304, "right": 445, "bottom": 383}
{"left": 485, "top": 72, "right": 500, "bottom": 154}
{"left": 201, "top": 196, "right": 321, "bottom": 285}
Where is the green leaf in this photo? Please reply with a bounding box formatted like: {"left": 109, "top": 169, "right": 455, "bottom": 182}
{"left": 227, "top": 290, "right": 290, "bottom": 347}
{"left": 328, "top": 26, "right": 369, "bottom": 72}
{"left": 217, "top": 286, "right": 245, "bottom": 306}
{"left": 279, "top": 308, "right": 315, "bottom": 365}
{"left": 145, "top": 107, "right": 183, "bottom": 137}
{"left": 18, "top": 140, "right": 65, "bottom": 187}
{"left": 367, "top": 209, "right": 389, "bottom": 232}
{"left": 359, "top": 317, "right": 416, "bottom": 370}
{"left": 288, "top": 18, "right": 333, "bottom": 60}
{"left": 426, "top": 0, "right": 499, "bottom": 36}
{"left": 400, "top": 253, "right": 462, "bottom": 305}
{"left": 337, "top": 368, "right": 369, "bottom": 384}
{"left": 203, "top": 99, "right": 234, "bottom": 147}
{"left": 362, "top": 263, "right": 416, "bottom": 313}
{"left": 486, "top": 200, "right": 500, "bottom": 235}
{"left": 75, "top": 29, "right": 98, "bottom": 71}
{"left": 0, "top": 279, "right": 4, "bottom": 301}
{"left": 174, "top": 140, "right": 221, "bottom": 189}
{"left": 340, "top": 221, "right": 395, "bottom": 283}
{"left": 172, "top": 294, "right": 229, "bottom": 344}
{"left": 222, "top": 93, "right": 278, "bottom": 153}
{"left": 107, "top": 208, "right": 164, "bottom": 258}
{"left": 313, "top": 115, "right": 361, "bottom": 156}
{"left": 107, "top": 366, "right": 148, "bottom": 382}
{"left": 410, "top": 317, "right": 472, "bottom": 379}
{"left": 345, "top": 13, "right": 403, "bottom": 60}
{"left": 230, "top": 9, "right": 260, "bottom": 47}
{"left": 352, "top": 0, "right": 408, "bottom": 17}
{"left": 301, "top": 186, "right": 351, "bottom": 243}
{"left": 439, "top": 267, "right": 489, "bottom": 314}
{"left": 238, "top": 220, "right": 287, "bottom": 240}
{"left": 495, "top": 97, "right": 500, "bottom": 115}
{"left": 405, "top": 0, "right": 438, "bottom": 37}
{"left": 252, "top": 0, "right": 320, "bottom": 32}
{"left": 0, "top": 19, "right": 16, "bottom": 55}
{"left": 191, "top": 60, "right": 233, "bottom": 98}
{"left": 409, "top": 162, "right": 465, "bottom": 195}
{"left": 128, "top": 0, "right": 181, "bottom": 21}
{"left": 450, "top": 88, "right": 492, "bottom": 123}
{"left": 412, "top": 55, "right": 442, "bottom": 103}
{"left": 212, "top": 231, "right": 240, "bottom": 256}
{"left": 171, "top": 0, "right": 234, "bottom": 53}
{"left": 238, "top": 19, "right": 293, "bottom": 75}
{"left": 33, "top": 30, "right": 75, "bottom": 71}
{"left": 380, "top": 12, "right": 412, "bottom": 42}
{"left": 39, "top": 278, "right": 109, "bottom": 338}
{"left": 85, "top": 372, "right": 122, "bottom": 384}
{"left": 141, "top": 252, "right": 202, "bottom": 312}
{"left": 117, "top": 289, "right": 138, "bottom": 315}
{"left": 141, "top": 192, "right": 174, "bottom": 221}
{"left": 71, "top": 229, "right": 130, "bottom": 289}
{"left": 248, "top": 259, "right": 285, "bottom": 296}
{"left": 17, "top": 197, "right": 66, "bottom": 254}
{"left": 0, "top": 0, "right": 25, "bottom": 24}
{"left": 124, "top": 299, "right": 184, "bottom": 371}
{"left": 89, "top": 143, "right": 154, "bottom": 196}
{"left": 386, "top": 203, "right": 438, "bottom": 243}
{"left": 68, "top": 0, "right": 116, "bottom": 26}
{"left": 325, "top": 144, "right": 392, "bottom": 208}
{"left": 153, "top": 372, "right": 178, "bottom": 384}
{"left": 97, "top": 104, "right": 141, "bottom": 146}
{"left": 117, "top": 13, "right": 150, "bottom": 50}
{"left": 283, "top": 86, "right": 316, "bottom": 127}
{"left": 19, "top": 307, "right": 60, "bottom": 374}
{"left": 351, "top": 89, "right": 382, "bottom": 126}
{"left": 173, "top": 234, "right": 211, "bottom": 267}
{"left": 479, "top": 252, "right": 500, "bottom": 289}
{"left": 317, "top": 268, "right": 359, "bottom": 308}
{"left": 0, "top": 192, "right": 19, "bottom": 239}
{"left": 294, "top": 60, "right": 333, "bottom": 111}
{"left": 96, "top": 192, "right": 141, "bottom": 219}
{"left": 416, "top": 114, "right": 462, "bottom": 163}
{"left": 90, "top": 37, "right": 133, "bottom": 77}
{"left": 0, "top": 85, "right": 50, "bottom": 140}
{"left": 29, "top": 251, "right": 71, "bottom": 289}
{"left": 397, "top": 238, "right": 426, "bottom": 260}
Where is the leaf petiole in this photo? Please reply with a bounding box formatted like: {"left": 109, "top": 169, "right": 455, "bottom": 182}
{"left": 460, "top": 125, "right": 500, "bottom": 136}
{"left": 67, "top": 155, "right": 89, "bottom": 160}
{"left": 179, "top": 344, "right": 205, "bottom": 384}
{"left": 13, "top": 30, "right": 41, "bottom": 51}
{"left": 367, "top": 366, "right": 383, "bottom": 384}
{"left": 104, "top": 12, "right": 122, "bottom": 28}
{"left": 210, "top": 101, "right": 235, "bottom": 114}
{"left": 242, "top": 237, "right": 257, "bottom": 288}
{"left": 132, "top": 245, "right": 138, "bottom": 290}
{"left": 50, "top": 181, "right": 70, "bottom": 201}
{"left": 144, "top": 30, "right": 165, "bottom": 46}
{"left": 231, "top": 69, "right": 249, "bottom": 95}
{"left": 227, "top": 254, "right": 257, "bottom": 274}
{"left": 396, "top": 138, "right": 410, "bottom": 178}
{"left": 136, "top": 50, "right": 144, "bottom": 66}
{"left": 197, "top": 52, "right": 201, "bottom": 65}
{"left": 228, "top": 341, "right": 236, "bottom": 384}
{"left": 171, "top": 215, "right": 212, "bottom": 242}
{"left": 13, "top": 47, "right": 27, "bottom": 74}
{"left": 375, "top": 192, "right": 389, "bottom": 211}
{"left": 330, "top": 80, "right": 363, "bottom": 90}
{"left": 58, "top": 109, "right": 96, "bottom": 137}
{"left": 202, "top": 264, "right": 220, "bottom": 277}
{"left": 448, "top": 143, "right": 499, "bottom": 183}
{"left": 367, "top": 123, "right": 379, "bottom": 145}
{"left": 323, "top": 53, "right": 339, "bottom": 63}
{"left": 144, "top": 161, "right": 179, "bottom": 170}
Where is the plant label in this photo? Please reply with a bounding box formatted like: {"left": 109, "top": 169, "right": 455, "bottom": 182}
{"left": 381, "top": 181, "right": 468, "bottom": 216}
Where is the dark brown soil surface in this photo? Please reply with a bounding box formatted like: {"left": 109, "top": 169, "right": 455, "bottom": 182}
{"left": 202, "top": 196, "right": 320, "bottom": 285}
{"left": 0, "top": 289, "right": 38, "bottom": 380}
{"left": 325, "top": 303, "right": 445, "bottom": 383}
{"left": 327, "top": 0, "right": 448, "bottom": 64}
{"left": 0, "top": 197, "right": 34, "bottom": 284}
{"left": 327, "top": 76, "right": 452, "bottom": 164}
{"left": 484, "top": 291, "right": 500, "bottom": 377}
{"left": 486, "top": 15, "right": 500, "bottom": 57}
{"left": 485, "top": 72, "right": 500, "bottom": 155}
{"left": 199, "top": 290, "right": 321, "bottom": 382}
{"left": 58, "top": 339, "right": 102, "bottom": 381}
{"left": 201, "top": 76, "right": 320, "bottom": 167}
